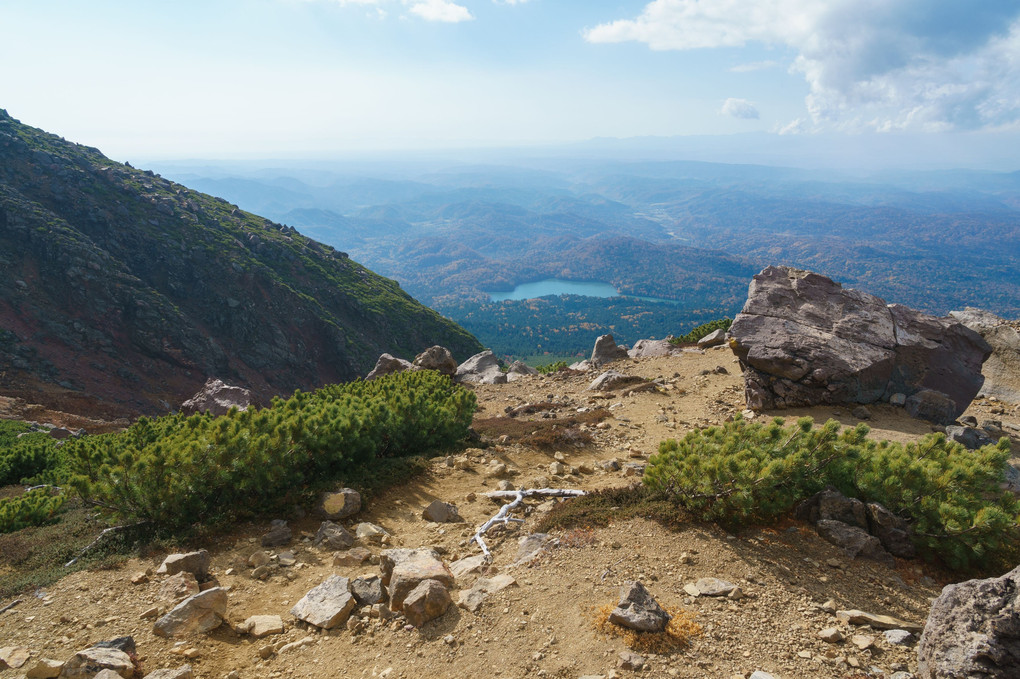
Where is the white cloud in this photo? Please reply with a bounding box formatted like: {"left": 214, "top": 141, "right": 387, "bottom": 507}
{"left": 584, "top": 0, "right": 1020, "bottom": 131}
{"left": 407, "top": 0, "right": 473, "bottom": 22}
{"left": 721, "top": 97, "right": 759, "bottom": 119}
{"left": 730, "top": 60, "right": 779, "bottom": 73}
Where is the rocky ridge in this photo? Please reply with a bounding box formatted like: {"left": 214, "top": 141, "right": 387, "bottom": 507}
{"left": 2, "top": 347, "right": 1019, "bottom": 679}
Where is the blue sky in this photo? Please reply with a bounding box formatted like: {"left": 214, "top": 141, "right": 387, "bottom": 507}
{"left": 1, "top": 0, "right": 1019, "bottom": 165}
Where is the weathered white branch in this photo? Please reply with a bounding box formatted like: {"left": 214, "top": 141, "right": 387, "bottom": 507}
{"left": 0, "top": 599, "right": 23, "bottom": 615}
{"left": 64, "top": 522, "right": 147, "bottom": 568}
{"left": 470, "top": 488, "right": 587, "bottom": 558}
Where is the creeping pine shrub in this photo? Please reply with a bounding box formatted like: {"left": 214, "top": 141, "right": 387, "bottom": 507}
{"left": 536, "top": 361, "right": 569, "bottom": 374}
{"left": 667, "top": 318, "right": 732, "bottom": 345}
{"left": 66, "top": 370, "right": 476, "bottom": 533}
{"left": 0, "top": 488, "right": 66, "bottom": 533}
{"left": 644, "top": 416, "right": 1020, "bottom": 571}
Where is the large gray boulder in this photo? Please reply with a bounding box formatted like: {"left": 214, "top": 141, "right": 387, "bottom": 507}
{"left": 180, "top": 378, "right": 255, "bottom": 416}
{"left": 413, "top": 346, "right": 458, "bottom": 376}
{"left": 591, "top": 334, "right": 629, "bottom": 366}
{"left": 366, "top": 353, "right": 416, "bottom": 381}
{"left": 729, "top": 266, "right": 991, "bottom": 421}
{"left": 628, "top": 338, "right": 683, "bottom": 358}
{"left": 455, "top": 350, "right": 506, "bottom": 385}
{"left": 506, "top": 360, "right": 539, "bottom": 382}
{"left": 918, "top": 565, "right": 1020, "bottom": 678}
{"left": 950, "top": 308, "right": 1020, "bottom": 403}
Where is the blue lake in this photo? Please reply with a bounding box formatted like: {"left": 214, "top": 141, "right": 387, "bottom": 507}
{"left": 487, "top": 279, "right": 620, "bottom": 302}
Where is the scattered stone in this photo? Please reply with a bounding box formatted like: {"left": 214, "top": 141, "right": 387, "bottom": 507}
{"left": 749, "top": 672, "right": 777, "bottom": 679}
{"left": 884, "top": 629, "right": 914, "bottom": 646}
{"left": 57, "top": 645, "right": 135, "bottom": 678}
{"left": 156, "top": 550, "right": 210, "bottom": 579}
{"left": 694, "top": 577, "right": 737, "bottom": 597}
{"left": 180, "top": 378, "right": 255, "bottom": 416}
{"left": 248, "top": 550, "right": 272, "bottom": 568}
{"left": 25, "top": 658, "right": 63, "bottom": 678}
{"left": 455, "top": 350, "right": 506, "bottom": 385}
{"left": 918, "top": 564, "right": 1020, "bottom": 678}
{"left": 277, "top": 551, "right": 296, "bottom": 567}
{"left": 945, "top": 425, "right": 996, "bottom": 450}
{"left": 796, "top": 487, "right": 868, "bottom": 529}
{"left": 683, "top": 583, "right": 701, "bottom": 597}
{"left": 240, "top": 615, "right": 284, "bottom": 638}
{"left": 852, "top": 405, "right": 872, "bottom": 420}
{"left": 591, "top": 334, "right": 629, "bottom": 366}
{"left": 698, "top": 329, "right": 728, "bottom": 348}
{"left": 140, "top": 607, "right": 159, "bottom": 620}
{"left": 600, "top": 459, "right": 621, "bottom": 472}
{"left": 852, "top": 634, "right": 875, "bottom": 650}
{"left": 836, "top": 609, "right": 922, "bottom": 632}
{"left": 355, "top": 522, "right": 389, "bottom": 544}
{"left": 818, "top": 628, "right": 843, "bottom": 643}
{"left": 0, "top": 647, "right": 31, "bottom": 670}
{"left": 609, "top": 581, "right": 670, "bottom": 633}
{"left": 422, "top": 499, "right": 462, "bottom": 523}
{"left": 588, "top": 370, "right": 646, "bottom": 392}
{"left": 318, "top": 488, "right": 361, "bottom": 520}
{"left": 486, "top": 462, "right": 509, "bottom": 478}
{"left": 815, "top": 520, "right": 895, "bottom": 566}
{"left": 314, "top": 521, "right": 355, "bottom": 550}
{"left": 261, "top": 519, "right": 291, "bottom": 547}
{"left": 413, "top": 345, "right": 458, "bottom": 376}
{"left": 380, "top": 548, "right": 455, "bottom": 611}
{"left": 142, "top": 666, "right": 194, "bottom": 679}
{"left": 617, "top": 651, "right": 646, "bottom": 671}
{"left": 290, "top": 575, "right": 356, "bottom": 630}
{"left": 904, "top": 389, "right": 959, "bottom": 426}
{"left": 457, "top": 575, "right": 517, "bottom": 613}
{"left": 351, "top": 575, "right": 387, "bottom": 606}
{"left": 450, "top": 554, "right": 487, "bottom": 580}
{"left": 506, "top": 360, "right": 540, "bottom": 381}
{"left": 130, "top": 571, "right": 149, "bottom": 585}
{"left": 158, "top": 571, "right": 200, "bottom": 603}
{"left": 515, "top": 533, "right": 556, "bottom": 565}
{"left": 333, "top": 547, "right": 372, "bottom": 567}
{"left": 153, "top": 588, "right": 227, "bottom": 637}
{"left": 402, "top": 579, "right": 452, "bottom": 627}
{"left": 366, "top": 354, "right": 416, "bottom": 380}
{"left": 866, "top": 502, "right": 916, "bottom": 559}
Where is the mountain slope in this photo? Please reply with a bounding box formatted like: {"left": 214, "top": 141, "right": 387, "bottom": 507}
{"left": 0, "top": 110, "right": 482, "bottom": 417}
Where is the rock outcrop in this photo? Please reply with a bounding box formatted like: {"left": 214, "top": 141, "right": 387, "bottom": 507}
{"left": 918, "top": 565, "right": 1020, "bottom": 678}
{"left": 179, "top": 379, "right": 255, "bottom": 416}
{"left": 729, "top": 266, "right": 991, "bottom": 422}
{"left": 590, "top": 334, "right": 629, "bottom": 366}
{"left": 455, "top": 351, "right": 506, "bottom": 385}
{"left": 950, "top": 307, "right": 1020, "bottom": 403}
{"left": 412, "top": 345, "right": 458, "bottom": 376}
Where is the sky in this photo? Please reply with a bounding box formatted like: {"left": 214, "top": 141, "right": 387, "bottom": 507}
{"left": 2, "top": 0, "right": 1020, "bottom": 167}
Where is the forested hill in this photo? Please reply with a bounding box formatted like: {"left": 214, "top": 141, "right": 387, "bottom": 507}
{"left": 0, "top": 110, "right": 482, "bottom": 417}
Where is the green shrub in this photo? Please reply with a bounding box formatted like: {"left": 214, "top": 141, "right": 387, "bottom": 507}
{"left": 0, "top": 421, "right": 62, "bottom": 486}
{"left": 66, "top": 370, "right": 476, "bottom": 532}
{"left": 645, "top": 416, "right": 1020, "bottom": 571}
{"left": 668, "top": 318, "right": 732, "bottom": 345}
{"left": 0, "top": 488, "right": 66, "bottom": 533}
{"left": 536, "top": 360, "right": 569, "bottom": 374}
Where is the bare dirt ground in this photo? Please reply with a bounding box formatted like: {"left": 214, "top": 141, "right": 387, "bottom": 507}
{"left": 2, "top": 347, "right": 1018, "bottom": 679}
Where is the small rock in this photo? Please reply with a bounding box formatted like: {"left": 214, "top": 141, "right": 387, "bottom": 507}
{"left": 57, "top": 645, "right": 135, "bottom": 678}
{"left": 422, "top": 500, "right": 462, "bottom": 523}
{"left": 156, "top": 550, "right": 210, "bottom": 579}
{"left": 836, "top": 609, "right": 922, "bottom": 632}
{"left": 852, "top": 634, "right": 875, "bottom": 650}
{"left": 402, "top": 579, "right": 452, "bottom": 627}
{"left": 25, "top": 658, "right": 63, "bottom": 679}
{"left": 852, "top": 406, "right": 872, "bottom": 420}
{"left": 142, "top": 666, "right": 195, "bottom": 679}
{"left": 318, "top": 488, "right": 361, "bottom": 520}
{"left": 153, "top": 588, "right": 228, "bottom": 637}
{"left": 355, "top": 522, "right": 389, "bottom": 544}
{"left": 240, "top": 615, "right": 284, "bottom": 638}
{"left": 248, "top": 550, "right": 272, "bottom": 568}
{"left": 609, "top": 581, "right": 670, "bottom": 632}
{"left": 0, "top": 647, "right": 31, "bottom": 670}
{"left": 131, "top": 571, "right": 149, "bottom": 585}
{"left": 818, "top": 627, "right": 843, "bottom": 643}
{"left": 333, "top": 547, "right": 372, "bottom": 567}
{"left": 884, "top": 629, "right": 913, "bottom": 646}
{"left": 277, "top": 551, "right": 296, "bottom": 567}
{"left": 290, "top": 575, "right": 356, "bottom": 629}
{"left": 261, "top": 519, "right": 292, "bottom": 547}
{"left": 158, "top": 571, "right": 200, "bottom": 604}
{"left": 694, "top": 577, "right": 736, "bottom": 597}
{"left": 351, "top": 575, "right": 387, "bottom": 606}
{"left": 380, "top": 548, "right": 454, "bottom": 611}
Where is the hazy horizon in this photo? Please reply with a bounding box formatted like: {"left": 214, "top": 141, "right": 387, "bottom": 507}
{"left": 3, "top": 1, "right": 1020, "bottom": 170}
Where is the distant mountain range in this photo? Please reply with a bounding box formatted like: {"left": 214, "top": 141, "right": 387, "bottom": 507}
{"left": 153, "top": 155, "right": 1020, "bottom": 359}
{"left": 0, "top": 110, "right": 482, "bottom": 417}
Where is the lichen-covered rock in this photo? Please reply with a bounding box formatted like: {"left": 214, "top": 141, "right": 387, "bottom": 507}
{"left": 318, "top": 489, "right": 361, "bottom": 520}
{"left": 609, "top": 581, "right": 670, "bottom": 632}
{"left": 730, "top": 266, "right": 990, "bottom": 421}
{"left": 918, "top": 565, "right": 1020, "bottom": 678}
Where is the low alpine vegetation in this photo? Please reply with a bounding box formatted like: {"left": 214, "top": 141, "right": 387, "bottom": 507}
{"left": 644, "top": 416, "right": 1019, "bottom": 571}
{"left": 667, "top": 318, "right": 732, "bottom": 345}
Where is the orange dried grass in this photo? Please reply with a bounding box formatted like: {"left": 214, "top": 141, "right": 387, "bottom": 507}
{"left": 590, "top": 603, "right": 703, "bottom": 654}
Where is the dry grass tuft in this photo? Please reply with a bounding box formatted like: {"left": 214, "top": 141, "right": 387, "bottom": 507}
{"left": 590, "top": 603, "right": 703, "bottom": 654}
